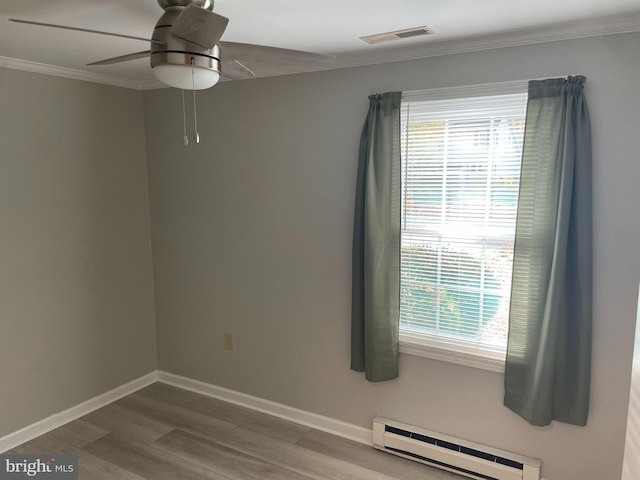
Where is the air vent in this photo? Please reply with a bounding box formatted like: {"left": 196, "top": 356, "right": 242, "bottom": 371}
{"left": 360, "top": 26, "right": 432, "bottom": 45}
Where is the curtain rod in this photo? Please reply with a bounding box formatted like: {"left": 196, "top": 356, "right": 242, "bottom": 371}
{"left": 401, "top": 75, "right": 585, "bottom": 102}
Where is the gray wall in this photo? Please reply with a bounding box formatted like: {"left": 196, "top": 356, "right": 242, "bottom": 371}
{"left": 622, "top": 285, "right": 640, "bottom": 479}
{"left": 0, "top": 69, "right": 157, "bottom": 437}
{"left": 144, "top": 33, "right": 640, "bottom": 480}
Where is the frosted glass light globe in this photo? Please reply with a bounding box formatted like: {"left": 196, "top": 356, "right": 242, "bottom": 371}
{"left": 153, "top": 64, "right": 220, "bottom": 90}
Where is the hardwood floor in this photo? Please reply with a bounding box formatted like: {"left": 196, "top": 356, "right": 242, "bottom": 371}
{"left": 8, "top": 382, "right": 463, "bottom": 480}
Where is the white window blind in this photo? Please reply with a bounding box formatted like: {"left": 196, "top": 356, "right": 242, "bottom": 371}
{"left": 400, "top": 89, "right": 528, "bottom": 368}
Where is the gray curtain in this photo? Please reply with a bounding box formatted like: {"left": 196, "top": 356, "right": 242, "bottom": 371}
{"left": 351, "top": 92, "right": 402, "bottom": 382}
{"left": 504, "top": 76, "right": 592, "bottom": 426}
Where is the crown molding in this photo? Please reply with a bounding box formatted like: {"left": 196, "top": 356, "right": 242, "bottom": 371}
{"left": 0, "top": 56, "right": 152, "bottom": 90}
{"left": 1, "top": 10, "right": 640, "bottom": 90}
{"left": 333, "top": 10, "right": 640, "bottom": 69}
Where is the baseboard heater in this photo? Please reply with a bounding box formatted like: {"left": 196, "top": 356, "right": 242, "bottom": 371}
{"left": 373, "top": 417, "right": 541, "bottom": 480}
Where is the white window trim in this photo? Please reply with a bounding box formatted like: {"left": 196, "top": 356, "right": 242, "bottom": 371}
{"left": 399, "top": 331, "right": 506, "bottom": 373}
{"left": 401, "top": 79, "right": 528, "bottom": 103}
{"left": 398, "top": 80, "right": 528, "bottom": 373}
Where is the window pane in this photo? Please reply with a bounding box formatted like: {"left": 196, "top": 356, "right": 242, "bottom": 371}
{"left": 400, "top": 93, "right": 527, "bottom": 352}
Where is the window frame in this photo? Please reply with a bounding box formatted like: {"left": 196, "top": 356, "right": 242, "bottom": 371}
{"left": 399, "top": 80, "right": 529, "bottom": 373}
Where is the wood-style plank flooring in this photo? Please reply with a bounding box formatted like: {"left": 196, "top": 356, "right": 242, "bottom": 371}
{"left": 8, "top": 382, "right": 463, "bottom": 480}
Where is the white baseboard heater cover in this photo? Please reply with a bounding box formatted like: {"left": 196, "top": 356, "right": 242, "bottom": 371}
{"left": 373, "top": 417, "right": 541, "bottom": 480}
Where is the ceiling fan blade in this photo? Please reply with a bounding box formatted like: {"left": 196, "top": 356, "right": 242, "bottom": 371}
{"left": 219, "top": 42, "right": 335, "bottom": 67}
{"left": 221, "top": 59, "right": 256, "bottom": 80}
{"left": 9, "top": 19, "right": 164, "bottom": 45}
{"left": 87, "top": 51, "right": 151, "bottom": 66}
{"left": 170, "top": 4, "right": 229, "bottom": 49}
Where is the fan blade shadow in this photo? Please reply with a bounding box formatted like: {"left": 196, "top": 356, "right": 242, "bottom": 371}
{"left": 221, "top": 59, "right": 256, "bottom": 80}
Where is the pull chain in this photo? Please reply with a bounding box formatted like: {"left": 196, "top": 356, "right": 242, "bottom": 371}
{"left": 191, "top": 58, "right": 200, "bottom": 144}
{"left": 181, "top": 89, "right": 189, "bottom": 146}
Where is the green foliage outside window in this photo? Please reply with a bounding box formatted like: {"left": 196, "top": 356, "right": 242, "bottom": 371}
{"left": 400, "top": 244, "right": 504, "bottom": 340}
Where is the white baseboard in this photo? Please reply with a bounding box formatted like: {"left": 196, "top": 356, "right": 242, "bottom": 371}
{"left": 0, "top": 370, "right": 549, "bottom": 479}
{"left": 0, "top": 371, "right": 158, "bottom": 453}
{"left": 0, "top": 369, "right": 370, "bottom": 453}
{"left": 157, "top": 371, "right": 372, "bottom": 446}
{"left": 156, "top": 373, "right": 552, "bottom": 478}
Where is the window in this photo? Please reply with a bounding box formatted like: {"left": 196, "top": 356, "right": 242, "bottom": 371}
{"left": 399, "top": 84, "right": 528, "bottom": 372}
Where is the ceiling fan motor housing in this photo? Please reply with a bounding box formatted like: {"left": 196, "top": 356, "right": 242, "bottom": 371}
{"left": 151, "top": 0, "right": 221, "bottom": 88}
{"left": 10, "top": 0, "right": 332, "bottom": 89}
{"left": 157, "top": 0, "right": 213, "bottom": 11}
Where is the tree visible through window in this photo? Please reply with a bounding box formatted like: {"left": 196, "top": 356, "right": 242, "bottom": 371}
{"left": 400, "top": 92, "right": 527, "bottom": 359}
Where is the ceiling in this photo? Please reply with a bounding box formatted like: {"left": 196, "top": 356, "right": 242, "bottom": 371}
{"left": 1, "top": 0, "right": 640, "bottom": 89}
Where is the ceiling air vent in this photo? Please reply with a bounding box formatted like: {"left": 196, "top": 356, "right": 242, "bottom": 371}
{"left": 360, "top": 26, "right": 432, "bottom": 45}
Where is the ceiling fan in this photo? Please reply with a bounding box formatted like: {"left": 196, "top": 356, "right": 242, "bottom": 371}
{"left": 9, "top": 0, "right": 336, "bottom": 90}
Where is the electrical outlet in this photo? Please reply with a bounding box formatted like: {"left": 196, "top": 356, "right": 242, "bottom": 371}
{"left": 224, "top": 332, "right": 233, "bottom": 351}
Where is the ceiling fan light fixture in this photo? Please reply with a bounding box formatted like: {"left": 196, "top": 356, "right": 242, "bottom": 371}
{"left": 152, "top": 64, "right": 220, "bottom": 90}
{"left": 10, "top": 0, "right": 334, "bottom": 91}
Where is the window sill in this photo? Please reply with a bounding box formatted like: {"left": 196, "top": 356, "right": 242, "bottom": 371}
{"left": 399, "top": 332, "right": 506, "bottom": 373}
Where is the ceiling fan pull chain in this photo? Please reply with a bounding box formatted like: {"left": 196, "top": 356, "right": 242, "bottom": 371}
{"left": 182, "top": 89, "right": 189, "bottom": 146}
{"left": 191, "top": 59, "right": 200, "bottom": 144}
